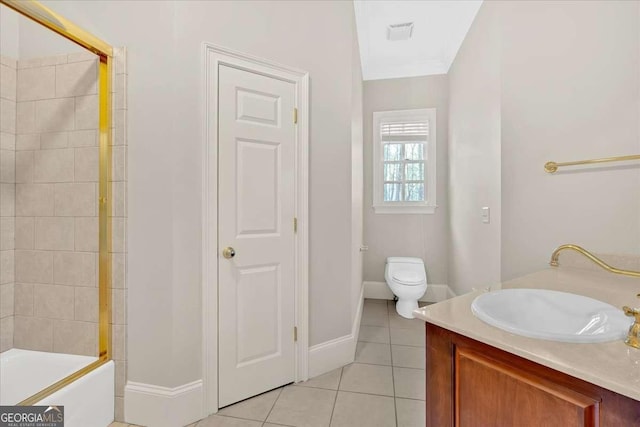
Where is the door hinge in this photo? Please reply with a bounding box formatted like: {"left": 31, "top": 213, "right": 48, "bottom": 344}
{"left": 293, "top": 108, "right": 298, "bottom": 124}
{"left": 293, "top": 217, "right": 298, "bottom": 233}
{"left": 294, "top": 326, "right": 298, "bottom": 342}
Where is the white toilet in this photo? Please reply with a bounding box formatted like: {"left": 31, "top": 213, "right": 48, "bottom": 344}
{"left": 385, "top": 257, "right": 428, "bottom": 319}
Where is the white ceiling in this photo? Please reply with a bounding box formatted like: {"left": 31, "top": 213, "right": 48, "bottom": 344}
{"left": 354, "top": 0, "right": 483, "bottom": 81}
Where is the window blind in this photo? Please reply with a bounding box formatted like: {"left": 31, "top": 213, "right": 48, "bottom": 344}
{"left": 381, "top": 121, "right": 428, "bottom": 142}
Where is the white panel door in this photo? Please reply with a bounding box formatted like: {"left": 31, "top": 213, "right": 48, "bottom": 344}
{"left": 218, "top": 64, "right": 296, "bottom": 407}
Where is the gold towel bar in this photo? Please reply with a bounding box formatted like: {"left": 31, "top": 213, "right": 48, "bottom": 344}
{"left": 544, "top": 154, "right": 640, "bottom": 173}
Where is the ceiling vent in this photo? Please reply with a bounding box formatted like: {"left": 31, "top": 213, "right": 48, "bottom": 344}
{"left": 387, "top": 22, "right": 414, "bottom": 41}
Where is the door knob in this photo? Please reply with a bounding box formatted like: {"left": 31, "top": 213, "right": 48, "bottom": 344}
{"left": 222, "top": 247, "right": 236, "bottom": 259}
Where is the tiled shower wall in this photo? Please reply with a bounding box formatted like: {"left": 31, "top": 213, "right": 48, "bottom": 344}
{"left": 0, "top": 56, "right": 16, "bottom": 353}
{"left": 0, "top": 48, "right": 127, "bottom": 421}
{"left": 12, "top": 52, "right": 101, "bottom": 356}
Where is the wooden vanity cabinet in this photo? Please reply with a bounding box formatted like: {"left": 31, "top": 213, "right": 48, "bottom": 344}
{"left": 426, "top": 323, "right": 640, "bottom": 427}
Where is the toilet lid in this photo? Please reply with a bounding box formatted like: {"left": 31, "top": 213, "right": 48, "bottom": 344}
{"left": 392, "top": 271, "right": 424, "bottom": 285}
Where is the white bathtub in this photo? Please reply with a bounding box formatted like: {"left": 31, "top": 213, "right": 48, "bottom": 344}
{"left": 0, "top": 349, "right": 114, "bottom": 427}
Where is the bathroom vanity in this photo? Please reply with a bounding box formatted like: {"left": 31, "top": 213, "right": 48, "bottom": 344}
{"left": 414, "top": 267, "right": 640, "bottom": 426}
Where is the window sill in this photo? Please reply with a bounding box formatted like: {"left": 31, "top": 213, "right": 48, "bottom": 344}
{"left": 372, "top": 204, "right": 438, "bottom": 215}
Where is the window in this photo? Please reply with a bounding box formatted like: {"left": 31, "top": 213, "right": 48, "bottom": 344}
{"left": 372, "top": 109, "right": 436, "bottom": 214}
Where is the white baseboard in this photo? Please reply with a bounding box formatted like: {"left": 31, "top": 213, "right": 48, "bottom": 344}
{"left": 308, "top": 283, "right": 364, "bottom": 378}
{"left": 125, "top": 379, "right": 203, "bottom": 427}
{"left": 363, "top": 281, "right": 455, "bottom": 303}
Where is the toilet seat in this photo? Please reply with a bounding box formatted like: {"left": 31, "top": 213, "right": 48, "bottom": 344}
{"left": 392, "top": 270, "right": 424, "bottom": 285}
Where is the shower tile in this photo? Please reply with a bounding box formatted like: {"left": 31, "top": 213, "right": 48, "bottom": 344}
{"left": 15, "top": 250, "right": 53, "bottom": 284}
{"left": 115, "top": 360, "right": 126, "bottom": 398}
{"left": 53, "top": 251, "right": 96, "bottom": 287}
{"left": 112, "top": 289, "right": 126, "bottom": 325}
{"left": 16, "top": 183, "right": 54, "bottom": 216}
{"left": 14, "top": 283, "right": 34, "bottom": 316}
{"left": 112, "top": 253, "right": 126, "bottom": 289}
{"left": 16, "top": 101, "right": 35, "bottom": 133}
{"left": 0, "top": 283, "right": 14, "bottom": 318}
{"left": 112, "top": 218, "right": 126, "bottom": 253}
{"left": 34, "top": 283, "right": 74, "bottom": 320}
{"left": 35, "top": 98, "right": 75, "bottom": 132}
{"left": 0, "top": 217, "right": 14, "bottom": 250}
{"left": 74, "top": 217, "right": 98, "bottom": 252}
{"left": 74, "top": 147, "right": 99, "bottom": 182}
{"left": 74, "top": 286, "right": 98, "bottom": 322}
{"left": 35, "top": 217, "right": 74, "bottom": 251}
{"left": 0, "top": 149, "right": 15, "bottom": 183}
{"left": 0, "top": 317, "right": 14, "bottom": 352}
{"left": 0, "top": 64, "right": 17, "bottom": 101}
{"left": 15, "top": 217, "right": 34, "bottom": 249}
{"left": 14, "top": 315, "right": 53, "bottom": 351}
{"left": 56, "top": 60, "right": 98, "bottom": 97}
{"left": 0, "top": 184, "right": 14, "bottom": 216}
{"left": 112, "top": 146, "right": 126, "bottom": 181}
{"left": 33, "top": 148, "right": 74, "bottom": 183}
{"left": 16, "top": 134, "right": 39, "bottom": 151}
{"left": 54, "top": 183, "right": 96, "bottom": 216}
{"left": 15, "top": 151, "right": 34, "bottom": 183}
{"left": 0, "top": 250, "right": 14, "bottom": 284}
{"left": 69, "top": 129, "right": 97, "bottom": 147}
{"left": 40, "top": 132, "right": 69, "bottom": 149}
{"left": 17, "top": 66, "right": 55, "bottom": 101}
{"left": 114, "top": 109, "right": 126, "bottom": 146}
{"left": 18, "top": 56, "right": 66, "bottom": 69}
{"left": 67, "top": 52, "right": 96, "bottom": 64}
{"left": 0, "top": 132, "right": 15, "bottom": 150}
{"left": 112, "top": 324, "right": 125, "bottom": 360}
{"left": 53, "top": 319, "right": 97, "bottom": 356}
{"left": 112, "top": 182, "right": 126, "bottom": 217}
{"left": 75, "top": 95, "right": 98, "bottom": 130}
{"left": 1, "top": 99, "right": 16, "bottom": 133}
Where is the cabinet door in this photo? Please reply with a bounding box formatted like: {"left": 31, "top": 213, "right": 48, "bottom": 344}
{"left": 455, "top": 348, "right": 600, "bottom": 427}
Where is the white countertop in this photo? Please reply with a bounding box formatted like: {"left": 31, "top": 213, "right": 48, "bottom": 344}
{"left": 413, "top": 267, "right": 640, "bottom": 401}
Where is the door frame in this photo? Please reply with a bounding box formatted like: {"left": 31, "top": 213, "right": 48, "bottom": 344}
{"left": 201, "top": 43, "right": 310, "bottom": 415}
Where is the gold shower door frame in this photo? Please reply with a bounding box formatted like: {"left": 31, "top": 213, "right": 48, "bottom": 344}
{"left": 1, "top": 0, "right": 113, "bottom": 406}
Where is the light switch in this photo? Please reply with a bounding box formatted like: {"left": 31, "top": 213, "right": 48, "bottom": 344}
{"left": 482, "top": 207, "right": 490, "bottom": 224}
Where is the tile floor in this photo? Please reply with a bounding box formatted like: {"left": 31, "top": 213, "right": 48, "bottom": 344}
{"left": 109, "top": 299, "right": 428, "bottom": 427}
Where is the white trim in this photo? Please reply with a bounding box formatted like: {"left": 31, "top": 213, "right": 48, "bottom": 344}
{"left": 201, "top": 43, "right": 310, "bottom": 416}
{"left": 124, "top": 380, "right": 203, "bottom": 427}
{"left": 363, "top": 280, "right": 455, "bottom": 303}
{"left": 308, "top": 284, "right": 365, "bottom": 378}
{"left": 372, "top": 108, "right": 437, "bottom": 214}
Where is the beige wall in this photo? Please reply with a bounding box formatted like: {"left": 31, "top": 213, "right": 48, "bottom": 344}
{"left": 30, "top": 0, "right": 363, "bottom": 394}
{"left": 363, "top": 75, "right": 449, "bottom": 285}
{"left": 448, "top": 0, "right": 640, "bottom": 294}
{"left": 447, "top": 3, "right": 502, "bottom": 295}
{"left": 500, "top": 0, "right": 640, "bottom": 279}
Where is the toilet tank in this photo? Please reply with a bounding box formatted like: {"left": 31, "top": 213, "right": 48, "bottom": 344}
{"left": 386, "top": 257, "right": 424, "bottom": 265}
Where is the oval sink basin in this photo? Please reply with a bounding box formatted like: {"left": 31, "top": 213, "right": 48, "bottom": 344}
{"left": 471, "top": 289, "right": 632, "bottom": 343}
